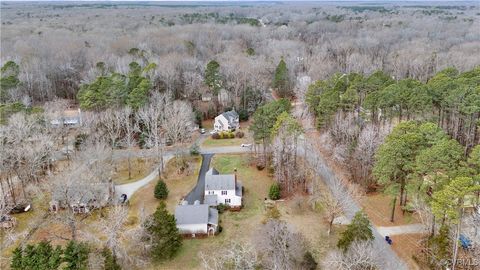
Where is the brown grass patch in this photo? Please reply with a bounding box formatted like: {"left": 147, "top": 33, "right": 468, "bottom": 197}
{"left": 361, "top": 192, "right": 419, "bottom": 227}
{"left": 390, "top": 233, "right": 427, "bottom": 270}
{"left": 112, "top": 157, "right": 156, "bottom": 185}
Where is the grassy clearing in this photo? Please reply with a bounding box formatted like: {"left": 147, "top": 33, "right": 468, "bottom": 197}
{"left": 112, "top": 157, "right": 156, "bottom": 185}
{"left": 128, "top": 155, "right": 202, "bottom": 222}
{"left": 361, "top": 192, "right": 419, "bottom": 227}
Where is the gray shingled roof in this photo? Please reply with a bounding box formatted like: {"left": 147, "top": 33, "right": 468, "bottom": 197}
{"left": 204, "top": 194, "right": 218, "bottom": 206}
{"left": 175, "top": 204, "right": 209, "bottom": 225}
{"left": 205, "top": 168, "right": 236, "bottom": 191}
{"left": 221, "top": 110, "right": 239, "bottom": 124}
{"left": 209, "top": 208, "right": 219, "bottom": 225}
{"left": 175, "top": 204, "right": 218, "bottom": 225}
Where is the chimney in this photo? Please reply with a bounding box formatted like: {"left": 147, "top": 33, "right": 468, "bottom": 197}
{"left": 234, "top": 168, "right": 237, "bottom": 186}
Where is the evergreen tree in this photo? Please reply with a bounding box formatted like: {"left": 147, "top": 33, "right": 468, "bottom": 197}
{"left": 272, "top": 58, "right": 292, "bottom": 98}
{"left": 268, "top": 182, "right": 281, "bottom": 200}
{"left": 102, "top": 247, "right": 122, "bottom": 270}
{"left": 154, "top": 179, "right": 169, "bottom": 199}
{"left": 337, "top": 211, "right": 374, "bottom": 252}
{"left": 10, "top": 246, "right": 23, "bottom": 270}
{"left": 0, "top": 60, "right": 21, "bottom": 102}
{"left": 205, "top": 60, "right": 222, "bottom": 94}
{"left": 249, "top": 98, "right": 291, "bottom": 153}
{"left": 145, "top": 201, "right": 182, "bottom": 261}
{"left": 63, "top": 241, "right": 90, "bottom": 270}
{"left": 49, "top": 245, "right": 63, "bottom": 270}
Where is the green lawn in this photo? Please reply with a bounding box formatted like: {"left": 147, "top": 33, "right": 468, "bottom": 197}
{"left": 202, "top": 137, "right": 248, "bottom": 148}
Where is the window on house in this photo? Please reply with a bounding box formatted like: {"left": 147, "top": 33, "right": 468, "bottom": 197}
{"left": 221, "top": 191, "right": 227, "bottom": 195}
{"left": 225, "top": 199, "right": 231, "bottom": 204}
{"left": 208, "top": 191, "right": 214, "bottom": 195}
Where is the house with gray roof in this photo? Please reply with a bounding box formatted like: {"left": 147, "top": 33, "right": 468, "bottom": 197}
{"left": 204, "top": 168, "right": 242, "bottom": 208}
{"left": 175, "top": 201, "right": 218, "bottom": 236}
{"left": 214, "top": 110, "right": 239, "bottom": 132}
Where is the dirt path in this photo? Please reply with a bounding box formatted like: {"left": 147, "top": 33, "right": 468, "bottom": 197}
{"left": 377, "top": 224, "right": 426, "bottom": 237}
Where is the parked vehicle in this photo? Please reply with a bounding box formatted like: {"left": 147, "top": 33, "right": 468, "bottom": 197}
{"left": 241, "top": 143, "right": 252, "bottom": 148}
{"left": 200, "top": 128, "right": 206, "bottom": 134}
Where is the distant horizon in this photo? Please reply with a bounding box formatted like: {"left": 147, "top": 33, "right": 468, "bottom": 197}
{"left": 2, "top": 0, "right": 477, "bottom": 2}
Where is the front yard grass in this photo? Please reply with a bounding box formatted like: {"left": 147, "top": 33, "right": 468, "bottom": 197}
{"left": 201, "top": 137, "right": 249, "bottom": 148}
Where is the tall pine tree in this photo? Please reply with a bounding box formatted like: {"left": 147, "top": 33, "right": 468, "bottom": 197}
{"left": 145, "top": 201, "right": 182, "bottom": 261}
{"left": 273, "top": 58, "right": 292, "bottom": 98}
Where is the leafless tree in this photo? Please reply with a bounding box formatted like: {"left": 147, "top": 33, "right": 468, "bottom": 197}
{"left": 325, "top": 241, "right": 380, "bottom": 270}
{"left": 200, "top": 241, "right": 259, "bottom": 270}
{"left": 311, "top": 179, "right": 363, "bottom": 236}
{"left": 136, "top": 92, "right": 168, "bottom": 175}
{"left": 254, "top": 219, "right": 306, "bottom": 270}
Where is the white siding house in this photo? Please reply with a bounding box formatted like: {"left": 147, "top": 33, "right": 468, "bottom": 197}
{"left": 204, "top": 168, "right": 242, "bottom": 208}
{"left": 175, "top": 202, "right": 218, "bottom": 236}
{"left": 214, "top": 110, "right": 239, "bottom": 132}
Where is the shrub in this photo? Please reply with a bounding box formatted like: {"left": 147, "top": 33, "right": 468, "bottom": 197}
{"left": 256, "top": 158, "right": 265, "bottom": 170}
{"left": 154, "top": 180, "right": 169, "bottom": 199}
{"left": 217, "top": 203, "right": 229, "bottom": 213}
{"left": 212, "top": 133, "right": 220, "bottom": 139}
{"left": 235, "top": 131, "right": 245, "bottom": 138}
{"left": 301, "top": 252, "right": 318, "bottom": 270}
{"left": 263, "top": 206, "right": 281, "bottom": 223}
{"left": 238, "top": 109, "right": 249, "bottom": 121}
{"left": 268, "top": 183, "right": 281, "bottom": 200}
{"left": 74, "top": 133, "right": 88, "bottom": 150}
{"left": 229, "top": 132, "right": 235, "bottom": 138}
{"left": 190, "top": 143, "right": 200, "bottom": 156}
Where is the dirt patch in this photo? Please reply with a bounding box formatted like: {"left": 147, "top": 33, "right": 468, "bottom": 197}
{"left": 361, "top": 192, "right": 419, "bottom": 226}
{"left": 390, "top": 233, "right": 427, "bottom": 270}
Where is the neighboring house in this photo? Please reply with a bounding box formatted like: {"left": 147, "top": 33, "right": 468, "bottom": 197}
{"left": 204, "top": 168, "right": 242, "bottom": 208}
{"left": 175, "top": 201, "right": 219, "bottom": 236}
{"left": 49, "top": 181, "right": 114, "bottom": 214}
{"left": 50, "top": 109, "right": 82, "bottom": 127}
{"left": 214, "top": 110, "right": 239, "bottom": 132}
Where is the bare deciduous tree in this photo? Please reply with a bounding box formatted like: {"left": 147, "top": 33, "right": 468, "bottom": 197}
{"left": 254, "top": 220, "right": 306, "bottom": 270}
{"left": 200, "top": 241, "right": 258, "bottom": 270}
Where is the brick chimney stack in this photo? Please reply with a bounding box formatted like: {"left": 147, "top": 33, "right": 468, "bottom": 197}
{"left": 234, "top": 168, "right": 237, "bottom": 186}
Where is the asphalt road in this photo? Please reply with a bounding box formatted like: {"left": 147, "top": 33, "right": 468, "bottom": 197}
{"left": 184, "top": 153, "right": 213, "bottom": 204}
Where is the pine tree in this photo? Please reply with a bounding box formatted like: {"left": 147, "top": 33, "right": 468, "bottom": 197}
{"left": 49, "top": 245, "right": 63, "bottom": 270}
{"left": 268, "top": 182, "right": 281, "bottom": 200}
{"left": 102, "top": 247, "right": 122, "bottom": 270}
{"left": 337, "top": 211, "right": 374, "bottom": 251}
{"left": 63, "top": 241, "right": 90, "bottom": 270}
{"left": 272, "top": 58, "right": 291, "bottom": 98}
{"left": 10, "top": 246, "right": 23, "bottom": 270}
{"left": 154, "top": 179, "right": 169, "bottom": 199}
{"left": 145, "top": 201, "right": 182, "bottom": 261}
{"left": 205, "top": 60, "right": 222, "bottom": 94}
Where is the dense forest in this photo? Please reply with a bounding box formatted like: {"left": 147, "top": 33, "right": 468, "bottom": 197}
{"left": 1, "top": 1, "right": 479, "bottom": 270}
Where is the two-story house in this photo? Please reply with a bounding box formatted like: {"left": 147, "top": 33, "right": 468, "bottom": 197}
{"left": 204, "top": 168, "right": 242, "bottom": 208}
{"left": 214, "top": 110, "right": 239, "bottom": 132}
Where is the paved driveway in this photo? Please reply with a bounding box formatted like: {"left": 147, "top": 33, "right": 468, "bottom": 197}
{"left": 184, "top": 153, "right": 213, "bottom": 204}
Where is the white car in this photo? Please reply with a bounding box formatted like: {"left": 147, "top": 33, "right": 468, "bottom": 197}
{"left": 210, "top": 130, "right": 218, "bottom": 135}
{"left": 200, "top": 128, "right": 206, "bottom": 134}
{"left": 241, "top": 143, "right": 252, "bottom": 148}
